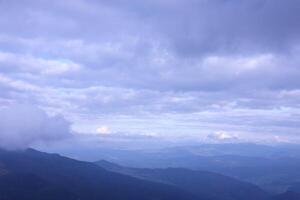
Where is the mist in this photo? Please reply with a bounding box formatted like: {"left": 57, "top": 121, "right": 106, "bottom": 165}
{"left": 0, "top": 104, "right": 72, "bottom": 150}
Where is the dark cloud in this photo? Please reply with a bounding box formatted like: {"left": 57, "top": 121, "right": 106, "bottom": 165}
{"left": 92, "top": 0, "right": 300, "bottom": 56}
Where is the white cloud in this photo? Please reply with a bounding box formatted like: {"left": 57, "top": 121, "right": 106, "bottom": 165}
{"left": 95, "top": 126, "right": 110, "bottom": 135}
{"left": 201, "top": 54, "right": 274, "bottom": 75}
{"left": 273, "top": 135, "right": 290, "bottom": 143}
{"left": 0, "top": 51, "right": 81, "bottom": 75}
{"left": 208, "top": 131, "right": 239, "bottom": 142}
{"left": 0, "top": 73, "right": 40, "bottom": 91}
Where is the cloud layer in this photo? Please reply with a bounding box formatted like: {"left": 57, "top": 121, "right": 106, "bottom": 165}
{"left": 0, "top": 104, "right": 72, "bottom": 150}
{"left": 0, "top": 0, "right": 300, "bottom": 143}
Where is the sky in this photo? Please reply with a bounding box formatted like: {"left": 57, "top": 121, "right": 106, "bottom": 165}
{"left": 0, "top": 0, "right": 300, "bottom": 149}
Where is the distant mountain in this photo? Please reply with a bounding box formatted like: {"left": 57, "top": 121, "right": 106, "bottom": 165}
{"left": 84, "top": 144, "right": 300, "bottom": 168}
{"left": 96, "top": 160, "right": 270, "bottom": 200}
{"left": 0, "top": 148, "right": 200, "bottom": 200}
{"left": 52, "top": 143, "right": 300, "bottom": 163}
{"left": 91, "top": 144, "right": 300, "bottom": 194}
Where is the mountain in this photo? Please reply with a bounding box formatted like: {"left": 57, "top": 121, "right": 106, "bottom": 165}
{"left": 81, "top": 144, "right": 300, "bottom": 168}
{"left": 96, "top": 160, "right": 270, "bottom": 200}
{"left": 0, "top": 148, "right": 200, "bottom": 200}
{"left": 272, "top": 191, "right": 300, "bottom": 200}
{"left": 287, "top": 182, "right": 300, "bottom": 192}
{"left": 90, "top": 144, "right": 300, "bottom": 194}
{"left": 0, "top": 173, "right": 77, "bottom": 200}
{"left": 51, "top": 143, "right": 300, "bottom": 163}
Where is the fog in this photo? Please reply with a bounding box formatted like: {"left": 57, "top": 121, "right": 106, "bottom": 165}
{"left": 0, "top": 104, "right": 72, "bottom": 150}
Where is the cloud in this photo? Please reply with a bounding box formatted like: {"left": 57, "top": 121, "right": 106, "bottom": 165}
{"left": 95, "top": 126, "right": 110, "bottom": 135}
{"left": 0, "top": 51, "right": 81, "bottom": 75}
{"left": 0, "top": 0, "right": 299, "bottom": 143}
{"left": 208, "top": 131, "right": 239, "bottom": 142}
{"left": 0, "top": 104, "right": 72, "bottom": 150}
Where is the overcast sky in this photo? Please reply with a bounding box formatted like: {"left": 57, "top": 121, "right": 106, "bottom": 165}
{"left": 0, "top": 0, "right": 300, "bottom": 146}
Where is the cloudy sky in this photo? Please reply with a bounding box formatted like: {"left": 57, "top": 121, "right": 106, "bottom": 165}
{"left": 0, "top": 0, "right": 300, "bottom": 147}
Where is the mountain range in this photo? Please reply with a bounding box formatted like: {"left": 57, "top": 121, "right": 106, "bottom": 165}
{"left": 96, "top": 160, "right": 269, "bottom": 200}
{"left": 0, "top": 148, "right": 299, "bottom": 200}
{"left": 0, "top": 148, "right": 197, "bottom": 200}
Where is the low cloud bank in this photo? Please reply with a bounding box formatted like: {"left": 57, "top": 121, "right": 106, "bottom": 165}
{"left": 0, "top": 104, "right": 72, "bottom": 150}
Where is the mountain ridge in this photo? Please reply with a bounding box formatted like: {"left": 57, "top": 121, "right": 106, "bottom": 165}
{"left": 96, "top": 160, "right": 270, "bottom": 200}
{"left": 0, "top": 148, "right": 199, "bottom": 200}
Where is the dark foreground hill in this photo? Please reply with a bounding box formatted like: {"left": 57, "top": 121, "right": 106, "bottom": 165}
{"left": 272, "top": 191, "right": 300, "bottom": 200}
{"left": 0, "top": 148, "right": 199, "bottom": 200}
{"left": 96, "top": 160, "right": 270, "bottom": 200}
